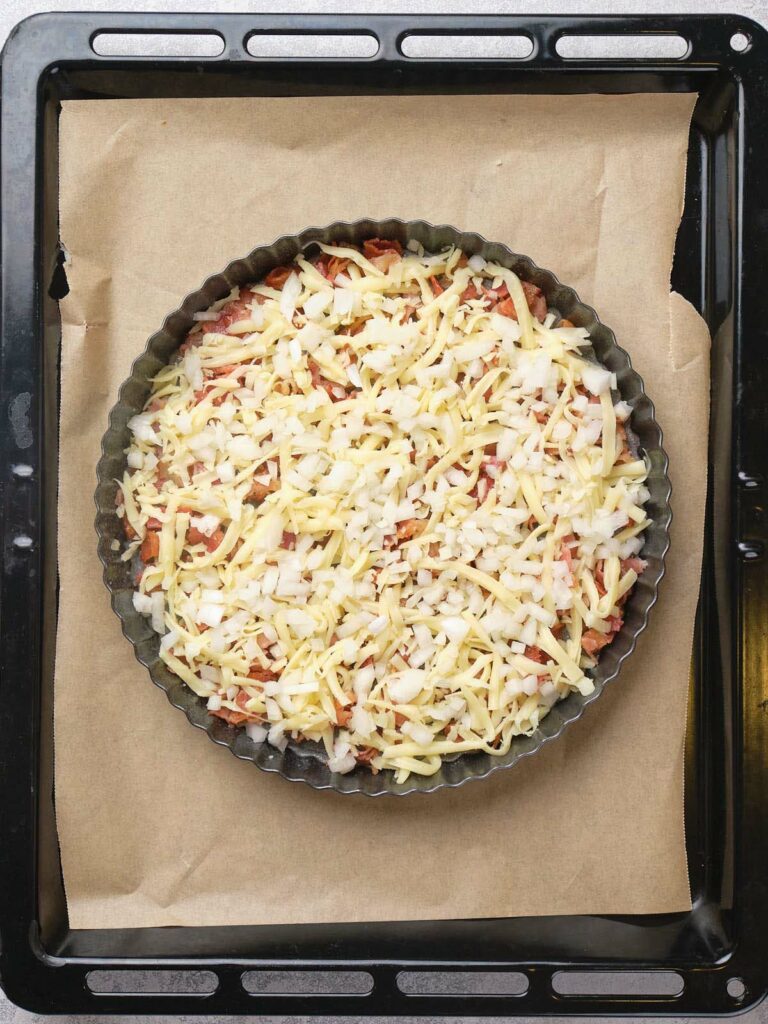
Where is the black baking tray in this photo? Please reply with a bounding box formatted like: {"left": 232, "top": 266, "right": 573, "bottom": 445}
{"left": 1, "top": 10, "right": 767, "bottom": 1018}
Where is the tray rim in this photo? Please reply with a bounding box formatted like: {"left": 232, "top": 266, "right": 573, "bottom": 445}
{"left": 1, "top": 8, "right": 767, "bottom": 1018}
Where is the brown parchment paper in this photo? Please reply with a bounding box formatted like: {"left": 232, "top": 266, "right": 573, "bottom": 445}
{"left": 56, "top": 94, "right": 708, "bottom": 929}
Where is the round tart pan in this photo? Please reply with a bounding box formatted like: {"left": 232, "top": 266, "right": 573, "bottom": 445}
{"left": 95, "top": 218, "right": 671, "bottom": 796}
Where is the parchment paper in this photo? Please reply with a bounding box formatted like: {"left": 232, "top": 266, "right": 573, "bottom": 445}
{"left": 56, "top": 94, "right": 708, "bottom": 928}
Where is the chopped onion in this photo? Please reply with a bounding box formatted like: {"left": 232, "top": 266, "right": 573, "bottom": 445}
{"left": 387, "top": 669, "right": 426, "bottom": 705}
{"left": 582, "top": 363, "right": 612, "bottom": 396}
{"left": 150, "top": 592, "right": 166, "bottom": 634}
{"left": 279, "top": 273, "right": 302, "bottom": 321}
{"left": 246, "top": 722, "right": 268, "bottom": 743}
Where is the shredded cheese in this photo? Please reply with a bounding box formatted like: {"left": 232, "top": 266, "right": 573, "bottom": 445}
{"left": 119, "top": 238, "right": 650, "bottom": 783}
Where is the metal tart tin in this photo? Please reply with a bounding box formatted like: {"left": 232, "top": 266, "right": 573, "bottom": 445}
{"left": 95, "top": 219, "right": 671, "bottom": 796}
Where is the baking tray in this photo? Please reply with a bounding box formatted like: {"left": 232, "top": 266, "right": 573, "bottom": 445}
{"left": 1, "top": 10, "right": 767, "bottom": 1017}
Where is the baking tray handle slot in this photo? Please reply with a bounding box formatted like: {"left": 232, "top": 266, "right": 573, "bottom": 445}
{"left": 399, "top": 34, "right": 533, "bottom": 61}
{"left": 554, "top": 34, "right": 689, "bottom": 60}
{"left": 86, "top": 969, "right": 219, "bottom": 996}
{"left": 245, "top": 33, "right": 379, "bottom": 60}
{"left": 552, "top": 970, "right": 684, "bottom": 999}
{"left": 91, "top": 32, "right": 225, "bottom": 58}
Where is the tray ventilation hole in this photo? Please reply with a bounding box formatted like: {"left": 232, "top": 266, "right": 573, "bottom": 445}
{"left": 727, "top": 977, "right": 747, "bottom": 1002}
{"left": 241, "top": 970, "right": 373, "bottom": 995}
{"left": 245, "top": 34, "right": 378, "bottom": 59}
{"left": 730, "top": 32, "right": 751, "bottom": 53}
{"left": 400, "top": 35, "right": 533, "bottom": 60}
{"left": 86, "top": 969, "right": 218, "bottom": 996}
{"left": 91, "top": 33, "right": 225, "bottom": 58}
{"left": 552, "top": 971, "right": 684, "bottom": 998}
{"left": 397, "top": 971, "right": 529, "bottom": 996}
{"left": 555, "top": 34, "right": 688, "bottom": 60}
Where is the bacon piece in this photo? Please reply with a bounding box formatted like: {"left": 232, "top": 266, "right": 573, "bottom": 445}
{"left": 178, "top": 334, "right": 202, "bottom": 356}
{"left": 524, "top": 645, "right": 548, "bottom": 664}
{"left": 559, "top": 318, "right": 575, "bottom": 328}
{"left": 209, "top": 706, "right": 249, "bottom": 726}
{"left": 558, "top": 535, "right": 576, "bottom": 572}
{"left": 188, "top": 525, "right": 223, "bottom": 551}
{"left": 210, "top": 363, "right": 239, "bottom": 378}
{"left": 494, "top": 281, "right": 548, "bottom": 322}
{"left": 205, "top": 528, "right": 224, "bottom": 553}
{"left": 460, "top": 282, "right": 481, "bottom": 303}
{"left": 370, "top": 251, "right": 401, "bottom": 272}
{"left": 363, "top": 238, "right": 403, "bottom": 259}
{"left": 248, "top": 666, "right": 279, "bottom": 683}
{"left": 308, "top": 359, "right": 348, "bottom": 402}
{"left": 328, "top": 255, "right": 352, "bottom": 278}
{"left": 187, "top": 526, "right": 206, "bottom": 547}
{"left": 200, "top": 298, "right": 252, "bottom": 335}
{"left": 122, "top": 518, "right": 138, "bottom": 542}
{"left": 355, "top": 746, "right": 378, "bottom": 764}
{"left": 593, "top": 560, "right": 608, "bottom": 597}
{"left": 140, "top": 532, "right": 160, "bottom": 562}
{"left": 281, "top": 531, "right": 297, "bottom": 550}
{"left": 339, "top": 319, "right": 368, "bottom": 340}
{"left": 394, "top": 711, "right": 407, "bottom": 727}
{"left": 334, "top": 699, "right": 353, "bottom": 727}
{"left": 523, "top": 281, "right": 548, "bottom": 322}
{"left": 246, "top": 477, "right": 278, "bottom": 504}
{"left": 265, "top": 266, "right": 292, "bottom": 289}
{"left": 313, "top": 255, "right": 332, "bottom": 279}
{"left": 428, "top": 275, "right": 444, "bottom": 296}
{"left": 581, "top": 629, "right": 613, "bottom": 656}
{"left": 396, "top": 518, "right": 426, "bottom": 542}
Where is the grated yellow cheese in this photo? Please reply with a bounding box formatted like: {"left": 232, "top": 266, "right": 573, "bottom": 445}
{"left": 120, "top": 239, "right": 651, "bottom": 780}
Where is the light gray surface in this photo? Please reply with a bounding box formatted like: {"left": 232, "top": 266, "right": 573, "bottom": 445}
{"left": 1, "top": 0, "right": 766, "bottom": 1019}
